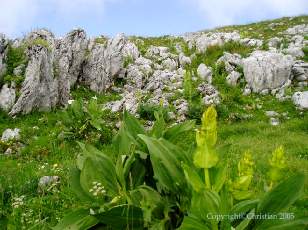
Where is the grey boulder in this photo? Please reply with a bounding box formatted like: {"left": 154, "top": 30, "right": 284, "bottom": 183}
{"left": 243, "top": 51, "right": 294, "bottom": 94}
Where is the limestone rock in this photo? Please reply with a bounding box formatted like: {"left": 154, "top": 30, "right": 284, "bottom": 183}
{"left": 268, "top": 37, "right": 282, "bottom": 49}
{"left": 292, "top": 91, "right": 308, "bottom": 110}
{"left": 217, "top": 52, "right": 242, "bottom": 74}
{"left": 197, "top": 83, "right": 220, "bottom": 105}
{"left": 9, "top": 45, "right": 58, "bottom": 115}
{"left": 55, "top": 29, "right": 88, "bottom": 105}
{"left": 1, "top": 128, "right": 20, "bottom": 142}
{"left": 179, "top": 53, "right": 191, "bottom": 67}
{"left": 38, "top": 176, "right": 60, "bottom": 192}
{"left": 285, "top": 24, "right": 308, "bottom": 35}
{"left": 183, "top": 32, "right": 240, "bottom": 53}
{"left": 197, "top": 64, "right": 212, "bottom": 84}
{"left": 243, "top": 51, "right": 294, "bottom": 94}
{"left": 83, "top": 33, "right": 139, "bottom": 93}
{"left": 162, "top": 58, "right": 177, "bottom": 71}
{"left": 0, "top": 84, "right": 16, "bottom": 112}
{"left": 0, "top": 33, "right": 8, "bottom": 80}
{"left": 226, "top": 71, "right": 241, "bottom": 86}
{"left": 292, "top": 61, "right": 308, "bottom": 85}
{"left": 240, "top": 38, "right": 263, "bottom": 47}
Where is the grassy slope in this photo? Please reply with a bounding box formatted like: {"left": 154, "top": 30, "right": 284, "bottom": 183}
{"left": 0, "top": 16, "right": 308, "bottom": 229}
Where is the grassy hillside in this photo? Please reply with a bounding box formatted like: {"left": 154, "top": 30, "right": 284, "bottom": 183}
{"left": 0, "top": 16, "right": 308, "bottom": 229}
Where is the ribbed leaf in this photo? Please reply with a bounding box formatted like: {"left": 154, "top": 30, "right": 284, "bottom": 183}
{"left": 264, "top": 217, "right": 308, "bottom": 230}
{"left": 138, "top": 135, "right": 187, "bottom": 192}
{"left": 253, "top": 173, "right": 305, "bottom": 229}
{"left": 182, "top": 163, "right": 204, "bottom": 192}
{"left": 69, "top": 167, "right": 94, "bottom": 202}
{"left": 79, "top": 147, "right": 119, "bottom": 197}
{"left": 163, "top": 120, "right": 195, "bottom": 142}
{"left": 179, "top": 215, "right": 210, "bottom": 230}
{"left": 98, "top": 205, "right": 144, "bottom": 229}
{"left": 52, "top": 209, "right": 98, "bottom": 230}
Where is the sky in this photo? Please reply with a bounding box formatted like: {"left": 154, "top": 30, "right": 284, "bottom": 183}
{"left": 0, "top": 0, "right": 308, "bottom": 38}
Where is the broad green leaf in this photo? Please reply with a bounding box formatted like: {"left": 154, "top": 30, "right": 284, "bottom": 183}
{"left": 149, "top": 110, "right": 166, "bottom": 138}
{"left": 98, "top": 205, "right": 144, "bottom": 229}
{"left": 130, "top": 185, "right": 164, "bottom": 223}
{"left": 115, "top": 155, "right": 126, "bottom": 189}
{"left": 125, "top": 157, "right": 146, "bottom": 189}
{"left": 76, "top": 153, "right": 85, "bottom": 170}
{"left": 123, "top": 110, "right": 145, "bottom": 138}
{"left": 52, "top": 209, "right": 98, "bottom": 230}
{"left": 89, "top": 119, "right": 102, "bottom": 131}
{"left": 230, "top": 199, "right": 259, "bottom": 217}
{"left": 69, "top": 167, "right": 94, "bottom": 202}
{"left": 113, "top": 125, "right": 138, "bottom": 155}
{"left": 213, "top": 163, "right": 228, "bottom": 192}
{"left": 80, "top": 152, "right": 119, "bottom": 197}
{"left": 182, "top": 163, "right": 204, "bottom": 192}
{"left": 179, "top": 215, "right": 210, "bottom": 230}
{"left": 163, "top": 120, "right": 195, "bottom": 142}
{"left": 253, "top": 173, "right": 305, "bottom": 229}
{"left": 190, "top": 189, "right": 221, "bottom": 225}
{"left": 264, "top": 217, "right": 308, "bottom": 230}
{"left": 138, "top": 135, "right": 187, "bottom": 192}
{"left": 235, "top": 209, "right": 255, "bottom": 230}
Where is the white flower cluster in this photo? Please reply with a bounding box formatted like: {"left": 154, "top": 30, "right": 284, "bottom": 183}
{"left": 21, "top": 209, "right": 38, "bottom": 226}
{"left": 11, "top": 195, "right": 25, "bottom": 209}
{"left": 89, "top": 181, "right": 106, "bottom": 197}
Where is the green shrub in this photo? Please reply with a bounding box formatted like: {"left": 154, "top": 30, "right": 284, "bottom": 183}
{"left": 138, "top": 103, "right": 169, "bottom": 121}
{"left": 94, "top": 36, "right": 107, "bottom": 45}
{"left": 303, "top": 46, "right": 308, "bottom": 62}
{"left": 3, "top": 75, "right": 25, "bottom": 87}
{"left": 5, "top": 45, "right": 27, "bottom": 76}
{"left": 26, "top": 38, "right": 51, "bottom": 51}
{"left": 59, "top": 99, "right": 113, "bottom": 143}
{"left": 123, "top": 55, "right": 134, "bottom": 68}
{"left": 54, "top": 107, "right": 306, "bottom": 230}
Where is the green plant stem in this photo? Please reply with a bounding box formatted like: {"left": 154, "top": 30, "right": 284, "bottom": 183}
{"left": 204, "top": 168, "right": 211, "bottom": 189}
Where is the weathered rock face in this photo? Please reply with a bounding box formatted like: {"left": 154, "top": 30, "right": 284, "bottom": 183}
{"left": 179, "top": 53, "right": 191, "bottom": 67}
{"left": 9, "top": 45, "right": 58, "bottom": 115}
{"left": 217, "top": 52, "right": 242, "bottom": 74}
{"left": 0, "top": 33, "right": 8, "bottom": 81}
{"left": 292, "top": 91, "right": 308, "bottom": 110}
{"left": 268, "top": 37, "right": 282, "bottom": 49}
{"left": 183, "top": 32, "right": 240, "bottom": 53}
{"left": 82, "top": 33, "right": 139, "bottom": 93}
{"left": 243, "top": 51, "right": 294, "bottom": 94}
{"left": 285, "top": 24, "right": 308, "bottom": 35}
{"left": 284, "top": 35, "right": 306, "bottom": 58}
{"left": 197, "top": 83, "right": 220, "bottom": 105}
{"left": 1, "top": 128, "right": 20, "bottom": 142}
{"left": 0, "top": 84, "right": 16, "bottom": 112}
{"left": 292, "top": 61, "right": 308, "bottom": 87}
{"left": 240, "top": 38, "right": 263, "bottom": 47}
{"left": 226, "top": 71, "right": 241, "bottom": 86}
{"left": 197, "top": 64, "right": 212, "bottom": 84}
{"left": 55, "top": 29, "right": 88, "bottom": 105}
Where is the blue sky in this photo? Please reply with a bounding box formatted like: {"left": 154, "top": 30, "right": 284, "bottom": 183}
{"left": 1, "top": 0, "right": 308, "bottom": 38}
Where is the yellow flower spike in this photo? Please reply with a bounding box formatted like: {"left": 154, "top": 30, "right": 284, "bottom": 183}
{"left": 201, "top": 106, "right": 217, "bottom": 147}
{"left": 193, "top": 106, "right": 219, "bottom": 169}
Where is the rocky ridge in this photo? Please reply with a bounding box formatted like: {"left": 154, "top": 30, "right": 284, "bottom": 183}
{"left": 0, "top": 19, "right": 308, "bottom": 121}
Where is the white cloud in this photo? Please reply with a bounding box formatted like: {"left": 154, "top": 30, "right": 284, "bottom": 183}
{"left": 0, "top": 0, "right": 117, "bottom": 37}
{"left": 187, "top": 0, "right": 308, "bottom": 27}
